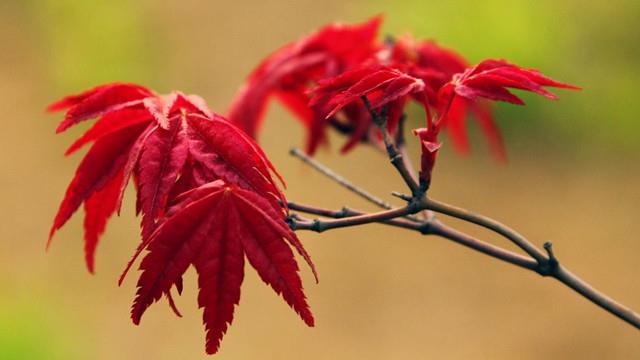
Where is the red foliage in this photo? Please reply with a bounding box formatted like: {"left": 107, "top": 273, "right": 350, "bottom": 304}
{"left": 122, "top": 181, "right": 313, "bottom": 354}
{"left": 231, "top": 18, "right": 578, "bottom": 166}
{"left": 47, "top": 83, "right": 315, "bottom": 354}
{"left": 390, "top": 37, "right": 507, "bottom": 159}
{"left": 310, "top": 65, "right": 426, "bottom": 151}
{"left": 46, "top": 16, "right": 580, "bottom": 357}
{"left": 227, "top": 16, "right": 382, "bottom": 154}
{"left": 413, "top": 127, "right": 441, "bottom": 186}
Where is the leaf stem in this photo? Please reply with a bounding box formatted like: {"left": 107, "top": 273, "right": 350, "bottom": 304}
{"left": 289, "top": 147, "right": 422, "bottom": 223}
{"left": 361, "top": 96, "right": 421, "bottom": 195}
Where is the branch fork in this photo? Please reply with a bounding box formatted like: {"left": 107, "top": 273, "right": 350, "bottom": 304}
{"left": 285, "top": 98, "right": 640, "bottom": 330}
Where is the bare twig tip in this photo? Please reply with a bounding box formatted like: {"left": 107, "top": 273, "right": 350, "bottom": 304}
{"left": 543, "top": 241, "right": 559, "bottom": 267}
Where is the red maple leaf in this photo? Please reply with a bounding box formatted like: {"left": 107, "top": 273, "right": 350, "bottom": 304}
{"left": 227, "top": 16, "right": 382, "bottom": 153}
{"left": 412, "top": 59, "right": 578, "bottom": 185}
{"left": 390, "top": 38, "right": 508, "bottom": 159}
{"left": 47, "top": 83, "right": 316, "bottom": 354}
{"left": 119, "top": 180, "right": 314, "bottom": 354}
{"left": 440, "top": 59, "right": 580, "bottom": 105}
{"left": 48, "top": 83, "right": 289, "bottom": 268}
{"left": 309, "top": 65, "right": 427, "bottom": 152}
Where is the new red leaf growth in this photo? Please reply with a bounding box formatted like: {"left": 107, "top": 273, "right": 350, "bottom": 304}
{"left": 230, "top": 16, "right": 578, "bottom": 169}
{"left": 47, "top": 83, "right": 315, "bottom": 354}
{"left": 227, "top": 17, "right": 382, "bottom": 154}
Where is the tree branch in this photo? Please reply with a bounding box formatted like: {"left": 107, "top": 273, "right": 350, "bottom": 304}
{"left": 288, "top": 202, "right": 421, "bottom": 231}
{"left": 552, "top": 264, "right": 640, "bottom": 329}
{"left": 422, "top": 197, "right": 548, "bottom": 264}
{"left": 288, "top": 197, "right": 640, "bottom": 329}
{"left": 289, "top": 147, "right": 422, "bottom": 223}
{"left": 291, "top": 204, "right": 416, "bottom": 233}
{"left": 290, "top": 147, "right": 394, "bottom": 211}
{"left": 287, "top": 98, "right": 640, "bottom": 331}
{"left": 361, "top": 96, "right": 421, "bottom": 195}
{"left": 288, "top": 202, "right": 539, "bottom": 271}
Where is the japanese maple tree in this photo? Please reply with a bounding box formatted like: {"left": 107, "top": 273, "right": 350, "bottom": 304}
{"left": 46, "top": 16, "right": 639, "bottom": 356}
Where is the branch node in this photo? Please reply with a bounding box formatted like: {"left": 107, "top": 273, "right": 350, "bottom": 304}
{"left": 391, "top": 191, "right": 412, "bottom": 202}
{"left": 286, "top": 215, "right": 298, "bottom": 230}
{"left": 538, "top": 241, "right": 560, "bottom": 276}
{"left": 407, "top": 197, "right": 424, "bottom": 214}
{"left": 390, "top": 153, "right": 403, "bottom": 165}
{"left": 336, "top": 207, "right": 351, "bottom": 218}
{"left": 418, "top": 221, "right": 434, "bottom": 235}
{"left": 308, "top": 219, "right": 322, "bottom": 233}
{"left": 544, "top": 241, "right": 559, "bottom": 266}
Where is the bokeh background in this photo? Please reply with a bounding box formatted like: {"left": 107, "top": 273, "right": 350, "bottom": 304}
{"left": 1, "top": 0, "right": 639, "bottom": 359}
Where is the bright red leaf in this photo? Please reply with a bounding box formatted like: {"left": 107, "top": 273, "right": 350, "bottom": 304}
{"left": 227, "top": 16, "right": 382, "bottom": 153}
{"left": 48, "top": 83, "right": 315, "bottom": 354}
{"left": 311, "top": 65, "right": 425, "bottom": 118}
{"left": 412, "top": 60, "right": 578, "bottom": 184}
{"left": 48, "top": 84, "right": 289, "bottom": 267}
{"left": 122, "top": 180, "right": 314, "bottom": 354}
{"left": 440, "top": 59, "right": 580, "bottom": 105}
{"left": 390, "top": 37, "right": 508, "bottom": 158}
{"left": 309, "top": 65, "right": 426, "bottom": 151}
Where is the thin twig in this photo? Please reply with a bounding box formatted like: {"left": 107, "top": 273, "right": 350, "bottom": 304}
{"left": 288, "top": 98, "right": 640, "bottom": 330}
{"left": 288, "top": 198, "right": 640, "bottom": 329}
{"left": 395, "top": 114, "right": 436, "bottom": 221}
{"left": 422, "top": 197, "right": 548, "bottom": 264}
{"left": 292, "top": 205, "right": 416, "bottom": 233}
{"left": 289, "top": 147, "right": 422, "bottom": 223}
{"left": 552, "top": 264, "right": 640, "bottom": 329}
{"left": 361, "top": 96, "right": 421, "bottom": 195}
{"left": 290, "top": 147, "right": 393, "bottom": 209}
{"left": 288, "top": 202, "right": 538, "bottom": 271}
{"left": 288, "top": 202, "right": 421, "bottom": 232}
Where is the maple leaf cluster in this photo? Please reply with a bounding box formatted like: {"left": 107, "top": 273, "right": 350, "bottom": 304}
{"left": 47, "top": 84, "right": 315, "bottom": 354}
{"left": 47, "top": 16, "right": 577, "bottom": 355}
{"left": 228, "top": 16, "right": 578, "bottom": 185}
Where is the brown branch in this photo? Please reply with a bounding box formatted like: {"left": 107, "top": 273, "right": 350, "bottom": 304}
{"left": 290, "top": 203, "right": 640, "bottom": 329}
{"left": 288, "top": 202, "right": 538, "bottom": 271}
{"left": 421, "top": 197, "right": 548, "bottom": 264}
{"left": 290, "top": 147, "right": 394, "bottom": 210}
{"left": 289, "top": 147, "right": 422, "bottom": 223}
{"left": 288, "top": 199, "right": 640, "bottom": 329}
{"left": 288, "top": 99, "right": 640, "bottom": 330}
{"left": 429, "top": 221, "right": 539, "bottom": 271}
{"left": 552, "top": 264, "right": 640, "bottom": 329}
{"left": 291, "top": 204, "right": 416, "bottom": 233}
{"left": 288, "top": 202, "right": 421, "bottom": 231}
{"left": 361, "top": 96, "right": 421, "bottom": 195}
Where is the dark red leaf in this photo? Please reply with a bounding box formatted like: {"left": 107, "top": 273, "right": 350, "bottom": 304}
{"left": 83, "top": 170, "right": 124, "bottom": 273}
{"left": 49, "top": 83, "right": 313, "bottom": 355}
{"left": 227, "top": 16, "right": 381, "bottom": 150}
{"left": 124, "top": 181, "right": 313, "bottom": 355}
{"left": 52, "top": 83, "right": 153, "bottom": 133}
{"left": 48, "top": 122, "right": 148, "bottom": 247}
{"left": 65, "top": 109, "right": 152, "bottom": 156}
{"left": 137, "top": 118, "right": 189, "bottom": 239}
{"left": 444, "top": 59, "right": 580, "bottom": 105}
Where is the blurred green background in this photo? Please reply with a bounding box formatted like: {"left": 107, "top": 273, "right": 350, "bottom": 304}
{"left": 1, "top": 0, "right": 639, "bottom": 359}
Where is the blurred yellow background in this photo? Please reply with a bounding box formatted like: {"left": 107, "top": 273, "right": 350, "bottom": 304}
{"left": 1, "top": 0, "right": 639, "bottom": 359}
